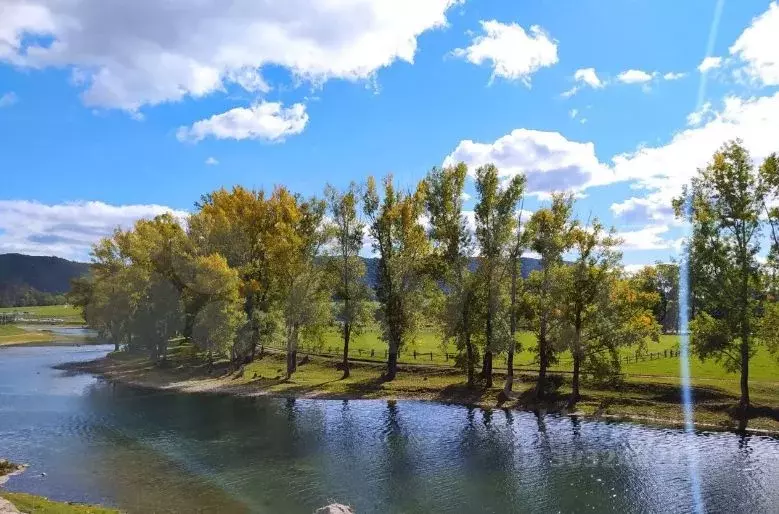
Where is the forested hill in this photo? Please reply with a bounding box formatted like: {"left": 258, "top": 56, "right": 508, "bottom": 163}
{"left": 0, "top": 253, "right": 544, "bottom": 306}
{"left": 361, "top": 257, "right": 543, "bottom": 289}
{"left": 0, "top": 253, "right": 89, "bottom": 307}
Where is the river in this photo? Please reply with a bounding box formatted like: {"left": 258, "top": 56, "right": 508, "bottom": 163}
{"left": 1, "top": 344, "right": 778, "bottom": 513}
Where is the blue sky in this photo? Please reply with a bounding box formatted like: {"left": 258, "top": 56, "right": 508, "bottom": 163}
{"left": 1, "top": 0, "right": 778, "bottom": 266}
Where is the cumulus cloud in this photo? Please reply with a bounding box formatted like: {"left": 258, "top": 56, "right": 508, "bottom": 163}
{"left": 444, "top": 128, "right": 614, "bottom": 196}
{"left": 0, "top": 200, "right": 189, "bottom": 260}
{"left": 616, "top": 224, "right": 678, "bottom": 251}
{"left": 453, "top": 20, "right": 558, "bottom": 84}
{"left": 0, "top": 92, "right": 18, "bottom": 107}
{"left": 205, "top": 157, "right": 219, "bottom": 165}
{"left": 729, "top": 1, "right": 779, "bottom": 86}
{"left": 698, "top": 56, "right": 723, "bottom": 73}
{"left": 0, "top": 0, "right": 458, "bottom": 111}
{"left": 610, "top": 92, "right": 779, "bottom": 223}
{"left": 177, "top": 102, "right": 308, "bottom": 143}
{"left": 617, "top": 69, "right": 654, "bottom": 84}
{"left": 663, "top": 72, "right": 686, "bottom": 81}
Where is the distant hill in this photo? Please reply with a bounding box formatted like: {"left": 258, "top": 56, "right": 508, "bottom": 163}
{"left": 0, "top": 253, "right": 89, "bottom": 307}
{"left": 361, "top": 256, "right": 542, "bottom": 289}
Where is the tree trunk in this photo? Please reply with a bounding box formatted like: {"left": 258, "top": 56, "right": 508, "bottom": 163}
{"left": 342, "top": 323, "right": 351, "bottom": 379}
{"left": 465, "top": 332, "right": 475, "bottom": 387}
{"left": 484, "top": 302, "right": 493, "bottom": 388}
{"left": 537, "top": 324, "right": 548, "bottom": 400}
{"left": 740, "top": 333, "right": 750, "bottom": 410}
{"left": 571, "top": 352, "right": 581, "bottom": 406}
{"left": 286, "top": 326, "right": 298, "bottom": 379}
{"left": 504, "top": 344, "right": 514, "bottom": 396}
{"left": 570, "top": 319, "right": 582, "bottom": 406}
{"left": 386, "top": 349, "right": 398, "bottom": 381}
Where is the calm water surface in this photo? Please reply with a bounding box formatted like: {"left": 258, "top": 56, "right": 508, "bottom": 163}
{"left": 1, "top": 345, "right": 778, "bottom": 513}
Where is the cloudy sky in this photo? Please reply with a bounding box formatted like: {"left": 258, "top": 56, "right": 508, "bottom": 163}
{"left": 1, "top": 0, "right": 778, "bottom": 264}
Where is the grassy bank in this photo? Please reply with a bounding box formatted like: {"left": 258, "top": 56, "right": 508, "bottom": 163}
{"left": 0, "top": 492, "right": 119, "bottom": 514}
{"left": 67, "top": 344, "right": 779, "bottom": 433}
{"left": 0, "top": 325, "right": 57, "bottom": 346}
{"left": 0, "top": 325, "right": 98, "bottom": 347}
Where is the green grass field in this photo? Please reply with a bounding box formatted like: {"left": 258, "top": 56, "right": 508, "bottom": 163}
{"left": 0, "top": 304, "right": 83, "bottom": 318}
{"left": 303, "top": 330, "right": 779, "bottom": 386}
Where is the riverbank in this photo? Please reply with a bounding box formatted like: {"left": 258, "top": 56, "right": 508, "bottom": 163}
{"left": 0, "top": 325, "right": 98, "bottom": 347}
{"left": 0, "top": 461, "right": 118, "bottom": 514}
{"left": 63, "top": 348, "right": 779, "bottom": 434}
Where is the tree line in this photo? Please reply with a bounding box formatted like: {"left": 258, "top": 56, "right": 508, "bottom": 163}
{"left": 70, "top": 140, "right": 779, "bottom": 408}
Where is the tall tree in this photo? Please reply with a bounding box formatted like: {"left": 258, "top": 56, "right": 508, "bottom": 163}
{"left": 504, "top": 200, "right": 527, "bottom": 395}
{"left": 278, "top": 193, "right": 329, "bottom": 379}
{"left": 364, "top": 175, "right": 430, "bottom": 380}
{"left": 423, "top": 163, "right": 479, "bottom": 386}
{"left": 526, "top": 193, "right": 576, "bottom": 399}
{"left": 553, "top": 220, "right": 654, "bottom": 404}
{"left": 325, "top": 183, "right": 371, "bottom": 379}
{"left": 674, "top": 140, "right": 765, "bottom": 409}
{"left": 473, "top": 164, "right": 525, "bottom": 388}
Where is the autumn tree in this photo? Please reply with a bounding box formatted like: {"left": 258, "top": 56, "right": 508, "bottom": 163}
{"left": 276, "top": 192, "right": 330, "bottom": 379}
{"left": 675, "top": 140, "right": 766, "bottom": 409}
{"left": 423, "top": 163, "right": 480, "bottom": 386}
{"left": 364, "top": 175, "right": 430, "bottom": 380}
{"left": 189, "top": 254, "right": 246, "bottom": 367}
{"left": 634, "top": 263, "right": 680, "bottom": 333}
{"left": 325, "top": 183, "right": 372, "bottom": 379}
{"left": 189, "top": 187, "right": 282, "bottom": 361}
{"left": 554, "top": 221, "right": 659, "bottom": 404}
{"left": 525, "top": 193, "right": 576, "bottom": 399}
{"left": 472, "top": 164, "right": 525, "bottom": 388}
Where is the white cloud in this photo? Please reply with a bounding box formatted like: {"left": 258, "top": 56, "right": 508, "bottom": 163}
{"left": 686, "top": 101, "right": 714, "bottom": 127}
{"left": 561, "top": 67, "right": 603, "bottom": 97}
{"left": 574, "top": 67, "right": 603, "bottom": 88}
{"left": 0, "top": 200, "right": 188, "bottom": 260}
{"left": 617, "top": 69, "right": 654, "bottom": 84}
{"left": 453, "top": 20, "right": 558, "bottom": 84}
{"left": 444, "top": 128, "right": 614, "bottom": 196}
{"left": 729, "top": 1, "right": 779, "bottom": 86}
{"left": 0, "top": 92, "right": 18, "bottom": 107}
{"left": 205, "top": 157, "right": 219, "bottom": 166}
{"left": 177, "top": 101, "right": 308, "bottom": 143}
{"left": 663, "top": 72, "right": 686, "bottom": 81}
{"left": 610, "top": 92, "right": 779, "bottom": 224}
{"left": 698, "top": 56, "right": 722, "bottom": 73}
{"left": 616, "top": 224, "right": 678, "bottom": 251}
{"left": 0, "top": 0, "right": 458, "bottom": 111}
{"left": 569, "top": 108, "right": 578, "bottom": 119}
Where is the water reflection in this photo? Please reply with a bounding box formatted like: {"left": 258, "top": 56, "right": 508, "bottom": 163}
{"left": 1, "top": 346, "right": 778, "bottom": 513}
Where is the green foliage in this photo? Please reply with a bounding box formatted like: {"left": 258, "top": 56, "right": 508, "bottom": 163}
{"left": 324, "top": 182, "right": 372, "bottom": 373}
{"left": 364, "top": 174, "right": 432, "bottom": 378}
{"left": 473, "top": 164, "right": 525, "bottom": 386}
{"left": 524, "top": 193, "right": 576, "bottom": 396}
{"left": 675, "top": 140, "right": 775, "bottom": 407}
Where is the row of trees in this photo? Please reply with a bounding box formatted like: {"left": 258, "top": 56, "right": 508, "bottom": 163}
{"left": 71, "top": 162, "right": 661, "bottom": 405}
{"left": 70, "top": 139, "right": 779, "bottom": 408}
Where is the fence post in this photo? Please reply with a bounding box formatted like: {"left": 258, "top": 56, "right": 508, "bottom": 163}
{"left": 371, "top": 349, "right": 375, "bottom": 357}
{"left": 430, "top": 352, "right": 433, "bottom": 361}
{"left": 413, "top": 350, "right": 417, "bottom": 359}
